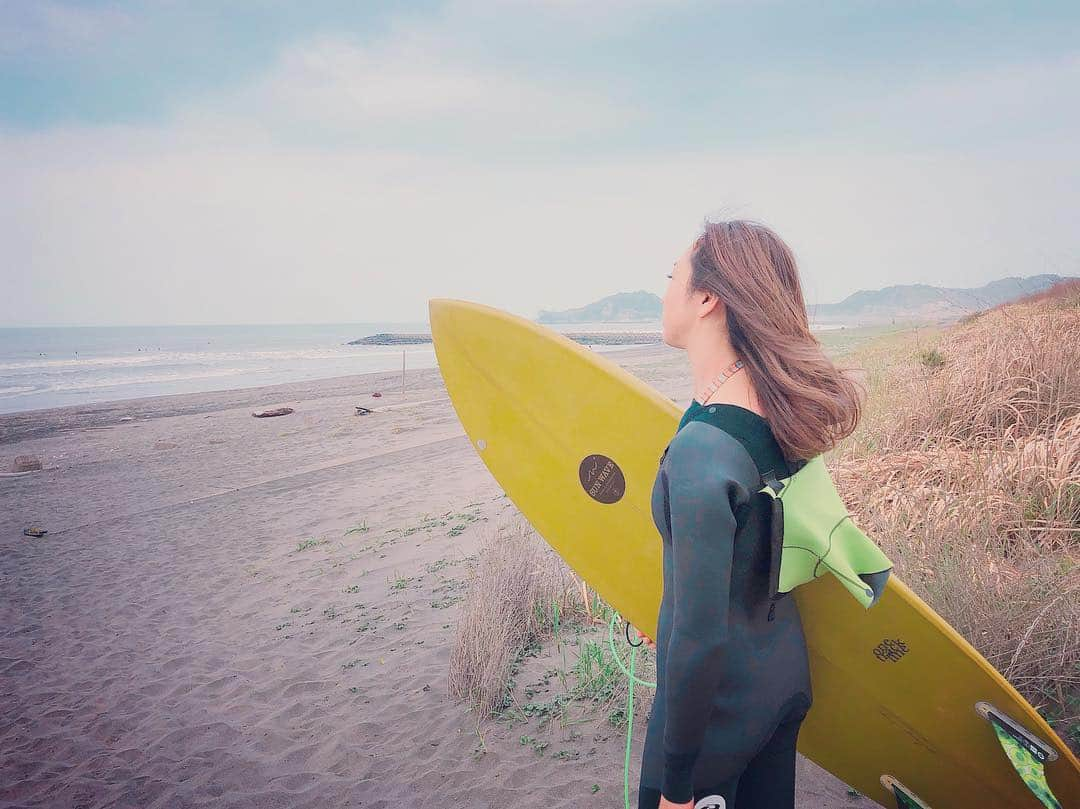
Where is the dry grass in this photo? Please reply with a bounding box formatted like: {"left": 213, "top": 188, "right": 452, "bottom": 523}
{"left": 448, "top": 510, "right": 656, "bottom": 736}
{"left": 447, "top": 511, "right": 591, "bottom": 719}
{"left": 832, "top": 287, "right": 1080, "bottom": 752}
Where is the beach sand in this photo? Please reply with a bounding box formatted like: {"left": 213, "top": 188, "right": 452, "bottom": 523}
{"left": 1, "top": 344, "right": 881, "bottom": 808}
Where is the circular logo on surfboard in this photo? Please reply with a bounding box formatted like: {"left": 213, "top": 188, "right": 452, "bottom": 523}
{"left": 578, "top": 454, "right": 625, "bottom": 504}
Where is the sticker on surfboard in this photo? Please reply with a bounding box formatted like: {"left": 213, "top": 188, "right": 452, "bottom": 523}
{"left": 578, "top": 454, "right": 625, "bottom": 504}
{"left": 976, "top": 701, "right": 1062, "bottom": 809}
{"left": 873, "top": 637, "right": 910, "bottom": 663}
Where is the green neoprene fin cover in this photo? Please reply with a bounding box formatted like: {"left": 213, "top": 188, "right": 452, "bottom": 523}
{"left": 762, "top": 454, "right": 893, "bottom": 609}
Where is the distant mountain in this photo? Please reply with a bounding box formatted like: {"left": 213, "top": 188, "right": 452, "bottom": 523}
{"left": 537, "top": 290, "right": 661, "bottom": 323}
{"left": 538, "top": 275, "right": 1075, "bottom": 326}
{"left": 808, "top": 274, "right": 1075, "bottom": 324}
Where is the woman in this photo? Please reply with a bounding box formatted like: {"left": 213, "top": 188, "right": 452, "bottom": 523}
{"left": 636, "top": 219, "right": 865, "bottom": 809}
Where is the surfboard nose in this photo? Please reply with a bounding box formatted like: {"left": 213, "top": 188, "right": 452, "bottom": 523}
{"left": 429, "top": 298, "right": 486, "bottom": 335}
{"left": 429, "top": 299, "right": 461, "bottom": 348}
{"left": 430, "top": 299, "right": 525, "bottom": 352}
{"left": 428, "top": 298, "right": 453, "bottom": 330}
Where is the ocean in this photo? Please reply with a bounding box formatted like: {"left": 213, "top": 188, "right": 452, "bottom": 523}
{"left": 0, "top": 321, "right": 662, "bottom": 415}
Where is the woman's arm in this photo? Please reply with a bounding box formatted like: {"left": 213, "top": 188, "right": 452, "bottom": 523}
{"left": 659, "top": 422, "right": 750, "bottom": 803}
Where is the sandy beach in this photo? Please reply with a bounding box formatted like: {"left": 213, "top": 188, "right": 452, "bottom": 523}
{"left": 1, "top": 343, "right": 881, "bottom": 808}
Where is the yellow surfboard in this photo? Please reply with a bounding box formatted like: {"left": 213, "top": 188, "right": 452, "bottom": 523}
{"left": 429, "top": 297, "right": 1079, "bottom": 809}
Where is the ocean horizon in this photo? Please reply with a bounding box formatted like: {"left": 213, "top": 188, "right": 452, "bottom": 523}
{"left": 0, "top": 319, "right": 844, "bottom": 415}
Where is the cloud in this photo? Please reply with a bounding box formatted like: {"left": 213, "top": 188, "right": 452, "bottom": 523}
{"left": 3, "top": 116, "right": 1078, "bottom": 327}
{"left": 173, "top": 30, "right": 639, "bottom": 149}
{"left": 2, "top": 7, "right": 1078, "bottom": 327}
{"left": 0, "top": 1, "right": 134, "bottom": 57}
{"left": 447, "top": 0, "right": 696, "bottom": 28}
{"left": 854, "top": 51, "right": 1080, "bottom": 148}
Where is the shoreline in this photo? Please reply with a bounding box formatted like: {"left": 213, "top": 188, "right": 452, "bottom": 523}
{"left": 0, "top": 319, "right": 927, "bottom": 421}
{"left": 0, "top": 343, "right": 675, "bottom": 445}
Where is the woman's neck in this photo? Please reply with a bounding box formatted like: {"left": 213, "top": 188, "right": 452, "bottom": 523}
{"left": 687, "top": 330, "right": 760, "bottom": 411}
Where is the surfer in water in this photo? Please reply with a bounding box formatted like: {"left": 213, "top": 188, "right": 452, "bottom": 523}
{"left": 635, "top": 219, "right": 865, "bottom": 809}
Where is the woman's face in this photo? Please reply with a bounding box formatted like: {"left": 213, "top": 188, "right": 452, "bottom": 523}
{"left": 661, "top": 240, "right": 699, "bottom": 349}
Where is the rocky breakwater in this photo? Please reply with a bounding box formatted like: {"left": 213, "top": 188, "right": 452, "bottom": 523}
{"left": 348, "top": 333, "right": 434, "bottom": 345}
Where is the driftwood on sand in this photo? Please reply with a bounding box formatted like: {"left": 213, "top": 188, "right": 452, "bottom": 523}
{"left": 251, "top": 407, "right": 294, "bottom": 418}
{"left": 12, "top": 455, "right": 43, "bottom": 472}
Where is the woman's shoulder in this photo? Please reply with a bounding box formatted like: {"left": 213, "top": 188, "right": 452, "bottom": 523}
{"left": 665, "top": 419, "right": 761, "bottom": 490}
{"left": 677, "top": 403, "right": 794, "bottom": 481}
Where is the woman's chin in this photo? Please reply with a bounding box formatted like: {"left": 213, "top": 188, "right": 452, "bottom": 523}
{"left": 661, "top": 328, "right": 682, "bottom": 350}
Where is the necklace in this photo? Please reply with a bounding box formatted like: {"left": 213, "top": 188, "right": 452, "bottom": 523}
{"left": 696, "top": 359, "right": 744, "bottom": 406}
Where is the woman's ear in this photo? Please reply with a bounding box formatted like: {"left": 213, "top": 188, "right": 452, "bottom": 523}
{"left": 696, "top": 290, "right": 722, "bottom": 320}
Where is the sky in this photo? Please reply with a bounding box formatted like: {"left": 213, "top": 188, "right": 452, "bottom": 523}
{"left": 2, "top": 0, "right": 1078, "bottom": 327}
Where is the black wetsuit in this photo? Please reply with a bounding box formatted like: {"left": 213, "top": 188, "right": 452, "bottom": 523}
{"left": 638, "top": 401, "right": 814, "bottom": 809}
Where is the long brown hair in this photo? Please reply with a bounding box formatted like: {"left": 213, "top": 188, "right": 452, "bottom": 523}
{"left": 689, "top": 218, "right": 864, "bottom": 463}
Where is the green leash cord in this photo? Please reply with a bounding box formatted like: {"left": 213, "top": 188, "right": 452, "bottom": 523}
{"left": 608, "top": 612, "right": 657, "bottom": 809}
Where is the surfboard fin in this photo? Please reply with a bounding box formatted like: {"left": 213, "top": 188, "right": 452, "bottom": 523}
{"left": 977, "top": 702, "right": 1062, "bottom": 809}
